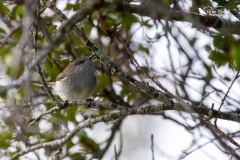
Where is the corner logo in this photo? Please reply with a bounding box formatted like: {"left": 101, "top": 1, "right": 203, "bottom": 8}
{"left": 198, "top": 6, "right": 228, "bottom": 17}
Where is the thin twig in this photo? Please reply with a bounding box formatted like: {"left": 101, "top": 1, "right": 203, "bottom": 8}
{"left": 35, "top": 65, "right": 60, "bottom": 104}
{"left": 114, "top": 144, "right": 118, "bottom": 160}
{"left": 214, "top": 71, "right": 240, "bottom": 126}
{"left": 151, "top": 134, "right": 155, "bottom": 160}
{"left": 0, "top": 24, "right": 21, "bottom": 49}
{"left": 96, "top": 119, "right": 123, "bottom": 159}
{"left": 204, "top": 119, "right": 240, "bottom": 149}
{"left": 218, "top": 71, "right": 240, "bottom": 111}
{"left": 198, "top": 91, "right": 214, "bottom": 108}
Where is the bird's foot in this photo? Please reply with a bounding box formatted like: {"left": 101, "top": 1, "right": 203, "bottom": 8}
{"left": 62, "top": 100, "right": 69, "bottom": 108}
{"left": 86, "top": 98, "right": 94, "bottom": 107}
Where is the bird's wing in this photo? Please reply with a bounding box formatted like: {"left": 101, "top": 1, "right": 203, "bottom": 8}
{"left": 56, "top": 60, "right": 77, "bottom": 81}
{"left": 56, "top": 71, "right": 68, "bottom": 81}
{"left": 55, "top": 57, "right": 88, "bottom": 81}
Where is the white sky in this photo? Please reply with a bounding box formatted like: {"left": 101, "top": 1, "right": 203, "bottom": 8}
{"left": 1, "top": 1, "right": 239, "bottom": 160}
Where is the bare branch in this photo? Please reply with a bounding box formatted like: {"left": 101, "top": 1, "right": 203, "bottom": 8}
{"left": 26, "top": 100, "right": 240, "bottom": 127}
{"left": 205, "top": 120, "right": 240, "bottom": 149}
{"left": 114, "top": 144, "right": 118, "bottom": 160}
{"left": 218, "top": 71, "right": 240, "bottom": 111}
{"left": 151, "top": 134, "right": 155, "bottom": 160}
{"left": 10, "top": 103, "right": 169, "bottom": 160}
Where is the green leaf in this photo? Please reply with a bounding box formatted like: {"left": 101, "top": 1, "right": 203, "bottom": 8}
{"left": 230, "top": 46, "right": 240, "bottom": 70}
{"left": 0, "top": 85, "right": 7, "bottom": 99}
{"left": 48, "top": 25, "right": 57, "bottom": 33}
{"left": 94, "top": 74, "right": 111, "bottom": 94}
{"left": 138, "top": 44, "right": 150, "bottom": 55}
{"left": 208, "top": 50, "right": 229, "bottom": 67}
{"left": 189, "top": 37, "right": 197, "bottom": 46}
{"left": 44, "top": 147, "right": 52, "bottom": 156}
{"left": 0, "top": 27, "right": 6, "bottom": 34}
{"left": 217, "top": 0, "right": 228, "bottom": 6}
{"left": 45, "top": 58, "right": 59, "bottom": 81}
{"left": 213, "top": 35, "right": 223, "bottom": 49}
{"left": 121, "top": 13, "right": 138, "bottom": 28}
{"left": 0, "top": 131, "right": 11, "bottom": 147}
{"left": 104, "top": 11, "right": 121, "bottom": 26}
{"left": 0, "top": 126, "right": 14, "bottom": 151}
{"left": 77, "top": 130, "right": 100, "bottom": 152}
{"left": 65, "top": 3, "right": 79, "bottom": 11}
{"left": 65, "top": 104, "right": 78, "bottom": 122}
{"left": 11, "top": 5, "right": 23, "bottom": 19}
{"left": 0, "top": 3, "right": 10, "bottom": 14}
{"left": 66, "top": 140, "right": 74, "bottom": 151}
{"left": 106, "top": 12, "right": 119, "bottom": 21}
{"left": 120, "top": 86, "right": 133, "bottom": 102}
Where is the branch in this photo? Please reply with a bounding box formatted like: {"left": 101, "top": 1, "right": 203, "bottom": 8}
{"left": 95, "top": 119, "right": 123, "bottom": 159}
{"left": 204, "top": 120, "right": 240, "bottom": 149}
{"left": 1, "top": 1, "right": 238, "bottom": 94}
{"left": 0, "top": 24, "right": 21, "bottom": 49}
{"left": 26, "top": 100, "right": 240, "bottom": 126}
{"left": 26, "top": 100, "right": 127, "bottom": 125}
{"left": 14, "top": 99, "right": 240, "bottom": 159}
{"left": 218, "top": 71, "right": 240, "bottom": 111}
{"left": 102, "top": 2, "right": 240, "bottom": 35}
{"left": 26, "top": 0, "right": 239, "bottom": 124}
{"left": 151, "top": 134, "right": 155, "bottom": 160}
{"left": 10, "top": 103, "right": 167, "bottom": 160}
{"left": 45, "top": 1, "right": 173, "bottom": 106}
{"left": 202, "top": 118, "right": 240, "bottom": 159}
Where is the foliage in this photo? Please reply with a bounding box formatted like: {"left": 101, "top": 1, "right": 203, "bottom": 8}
{"left": 0, "top": 0, "right": 239, "bottom": 160}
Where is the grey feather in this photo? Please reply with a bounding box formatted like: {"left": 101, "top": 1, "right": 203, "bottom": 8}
{"left": 54, "top": 56, "right": 96, "bottom": 101}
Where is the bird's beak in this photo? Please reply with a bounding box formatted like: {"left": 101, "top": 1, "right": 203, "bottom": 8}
{"left": 88, "top": 54, "right": 95, "bottom": 60}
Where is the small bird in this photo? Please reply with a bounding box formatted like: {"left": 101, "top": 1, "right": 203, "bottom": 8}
{"left": 39, "top": 55, "right": 96, "bottom": 101}
{"left": 198, "top": 8, "right": 206, "bottom": 16}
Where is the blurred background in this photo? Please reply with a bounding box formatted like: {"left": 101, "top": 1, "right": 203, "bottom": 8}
{"left": 0, "top": 0, "right": 240, "bottom": 159}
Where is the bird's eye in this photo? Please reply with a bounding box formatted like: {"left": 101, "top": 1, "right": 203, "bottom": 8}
{"left": 77, "top": 60, "right": 85, "bottom": 65}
